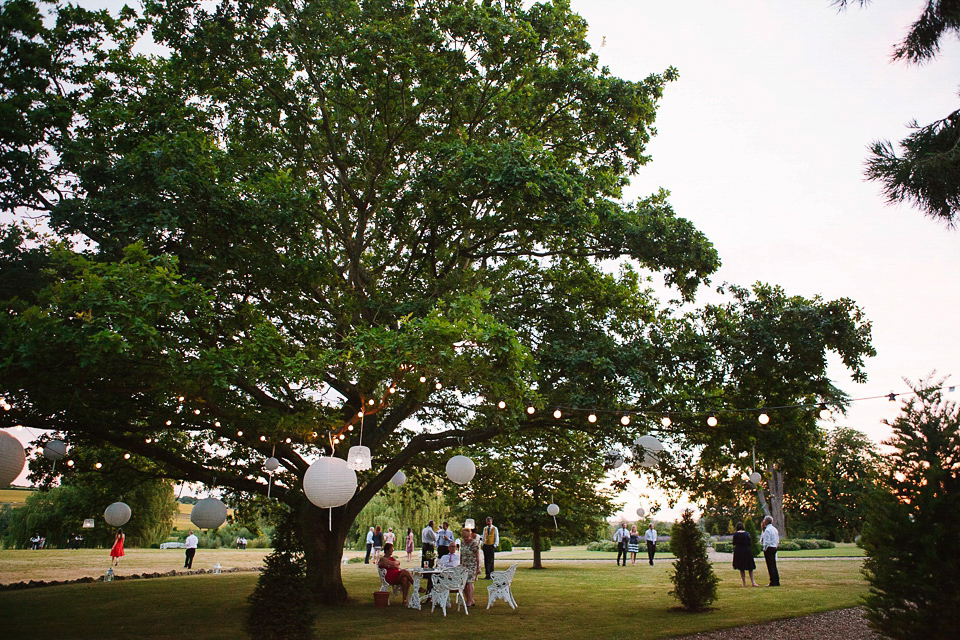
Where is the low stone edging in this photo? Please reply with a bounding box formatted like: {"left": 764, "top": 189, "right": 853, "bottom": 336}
{"left": 0, "top": 566, "right": 263, "bottom": 591}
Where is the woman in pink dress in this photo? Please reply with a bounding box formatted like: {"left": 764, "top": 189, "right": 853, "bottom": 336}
{"left": 405, "top": 527, "right": 415, "bottom": 562}
{"left": 109, "top": 529, "right": 125, "bottom": 566}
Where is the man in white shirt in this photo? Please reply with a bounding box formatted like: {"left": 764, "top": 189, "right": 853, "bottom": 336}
{"left": 613, "top": 523, "right": 629, "bottom": 567}
{"left": 184, "top": 530, "right": 199, "bottom": 569}
{"left": 421, "top": 520, "right": 437, "bottom": 568}
{"left": 644, "top": 523, "right": 658, "bottom": 566}
{"left": 760, "top": 516, "right": 780, "bottom": 586}
{"left": 364, "top": 526, "right": 375, "bottom": 563}
{"left": 481, "top": 516, "right": 499, "bottom": 579}
{"left": 437, "top": 542, "right": 460, "bottom": 569}
{"left": 437, "top": 521, "right": 455, "bottom": 560}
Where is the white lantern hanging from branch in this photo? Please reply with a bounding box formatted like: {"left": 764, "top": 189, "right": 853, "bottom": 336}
{"left": 637, "top": 507, "right": 645, "bottom": 517}
{"left": 547, "top": 503, "right": 560, "bottom": 528}
{"left": 43, "top": 440, "right": 67, "bottom": 460}
{"left": 391, "top": 470, "right": 406, "bottom": 487}
{"left": 191, "top": 497, "right": 228, "bottom": 530}
{"left": 604, "top": 449, "right": 625, "bottom": 469}
{"left": 634, "top": 435, "right": 664, "bottom": 468}
{"left": 303, "top": 457, "right": 357, "bottom": 509}
{"left": 264, "top": 457, "right": 280, "bottom": 472}
{"left": 0, "top": 431, "right": 26, "bottom": 487}
{"left": 445, "top": 455, "right": 476, "bottom": 485}
{"left": 748, "top": 472, "right": 762, "bottom": 486}
{"left": 346, "top": 445, "right": 372, "bottom": 471}
{"left": 104, "top": 502, "right": 131, "bottom": 527}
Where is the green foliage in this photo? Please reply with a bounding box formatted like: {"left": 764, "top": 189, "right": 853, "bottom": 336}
{"left": 744, "top": 518, "right": 762, "bottom": 558}
{"left": 833, "top": 0, "right": 960, "bottom": 225}
{"left": 669, "top": 509, "right": 719, "bottom": 611}
{"left": 2, "top": 476, "right": 176, "bottom": 548}
{"left": 860, "top": 378, "right": 960, "bottom": 639}
{"left": 348, "top": 483, "right": 448, "bottom": 549}
{"left": 587, "top": 540, "right": 617, "bottom": 552}
{"left": 498, "top": 537, "right": 513, "bottom": 552}
{"left": 246, "top": 512, "right": 313, "bottom": 640}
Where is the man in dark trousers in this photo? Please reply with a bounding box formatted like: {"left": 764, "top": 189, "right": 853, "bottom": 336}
{"left": 481, "top": 516, "right": 499, "bottom": 579}
{"left": 760, "top": 516, "right": 780, "bottom": 586}
{"left": 613, "top": 523, "right": 629, "bottom": 567}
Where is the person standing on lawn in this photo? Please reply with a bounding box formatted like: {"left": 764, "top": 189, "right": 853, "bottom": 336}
{"left": 421, "top": 520, "right": 437, "bottom": 568}
{"left": 364, "top": 526, "right": 375, "bottom": 564}
{"left": 644, "top": 523, "right": 658, "bottom": 566}
{"left": 760, "top": 516, "right": 780, "bottom": 586}
{"left": 481, "top": 516, "right": 499, "bottom": 579}
{"left": 732, "top": 522, "right": 759, "bottom": 587}
{"left": 109, "top": 528, "right": 125, "bottom": 566}
{"left": 184, "top": 530, "right": 198, "bottom": 569}
{"left": 613, "top": 522, "right": 630, "bottom": 567}
{"left": 437, "top": 521, "right": 455, "bottom": 560}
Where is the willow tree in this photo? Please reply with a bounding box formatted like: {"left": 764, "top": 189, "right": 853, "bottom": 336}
{"left": 0, "top": 0, "right": 718, "bottom": 603}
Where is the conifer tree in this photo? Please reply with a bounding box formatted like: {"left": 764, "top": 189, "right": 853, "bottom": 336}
{"left": 669, "top": 508, "right": 719, "bottom": 611}
{"left": 860, "top": 378, "right": 960, "bottom": 638}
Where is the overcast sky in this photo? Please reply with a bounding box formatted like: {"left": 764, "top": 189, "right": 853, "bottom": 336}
{"left": 572, "top": 0, "right": 960, "bottom": 519}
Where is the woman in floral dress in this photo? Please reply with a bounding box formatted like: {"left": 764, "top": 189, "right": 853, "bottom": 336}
{"left": 459, "top": 527, "right": 482, "bottom": 606}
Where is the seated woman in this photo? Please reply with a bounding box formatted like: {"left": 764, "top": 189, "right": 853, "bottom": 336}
{"left": 377, "top": 542, "right": 415, "bottom": 606}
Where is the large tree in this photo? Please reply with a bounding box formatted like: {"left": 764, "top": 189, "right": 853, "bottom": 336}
{"left": 649, "top": 283, "right": 875, "bottom": 537}
{"left": 0, "top": 0, "right": 718, "bottom": 603}
{"left": 833, "top": 0, "right": 960, "bottom": 226}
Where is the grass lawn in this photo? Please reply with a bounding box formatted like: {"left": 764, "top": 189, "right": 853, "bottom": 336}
{"left": 0, "top": 556, "right": 867, "bottom": 640}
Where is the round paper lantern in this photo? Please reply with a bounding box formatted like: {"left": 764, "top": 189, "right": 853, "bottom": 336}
{"left": 43, "top": 440, "right": 68, "bottom": 460}
{"left": 604, "top": 449, "right": 624, "bottom": 469}
{"left": 191, "top": 497, "right": 228, "bottom": 530}
{"left": 303, "top": 456, "right": 357, "bottom": 508}
{"left": 748, "top": 472, "right": 762, "bottom": 485}
{"left": 636, "top": 507, "right": 645, "bottom": 517}
{"left": 264, "top": 457, "right": 280, "bottom": 472}
{"left": 346, "top": 445, "right": 372, "bottom": 471}
{"left": 547, "top": 503, "right": 560, "bottom": 516}
{"left": 0, "top": 431, "right": 26, "bottom": 486}
{"left": 634, "top": 435, "right": 664, "bottom": 468}
{"left": 391, "top": 470, "right": 406, "bottom": 487}
{"left": 445, "top": 455, "right": 476, "bottom": 485}
{"left": 104, "top": 502, "right": 131, "bottom": 527}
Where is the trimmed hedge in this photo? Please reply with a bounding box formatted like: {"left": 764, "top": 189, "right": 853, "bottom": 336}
{"left": 713, "top": 538, "right": 836, "bottom": 553}
{"left": 499, "top": 537, "right": 513, "bottom": 551}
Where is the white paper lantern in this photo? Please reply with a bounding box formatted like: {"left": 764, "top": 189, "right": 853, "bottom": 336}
{"left": 634, "top": 435, "right": 664, "bottom": 468}
{"left": 637, "top": 507, "right": 645, "bottom": 517}
{"left": 346, "top": 445, "right": 372, "bottom": 471}
{"left": 547, "top": 503, "right": 560, "bottom": 516}
{"left": 0, "top": 431, "right": 26, "bottom": 486}
{"left": 303, "top": 456, "right": 357, "bottom": 508}
{"left": 749, "top": 472, "right": 762, "bottom": 485}
{"left": 604, "top": 449, "right": 624, "bottom": 469}
{"left": 104, "top": 502, "right": 132, "bottom": 527}
{"left": 191, "top": 497, "right": 228, "bottom": 530}
{"left": 391, "top": 470, "right": 406, "bottom": 487}
{"left": 43, "top": 440, "right": 67, "bottom": 460}
{"left": 264, "top": 457, "right": 280, "bottom": 472}
{"left": 445, "top": 455, "right": 476, "bottom": 485}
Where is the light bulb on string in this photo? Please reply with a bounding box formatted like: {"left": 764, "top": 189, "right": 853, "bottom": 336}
{"left": 620, "top": 415, "right": 630, "bottom": 426}
{"left": 237, "top": 430, "right": 243, "bottom": 437}
{"left": 498, "top": 401, "right": 506, "bottom": 409}
{"left": 818, "top": 403, "right": 832, "bottom": 420}
{"left": 388, "top": 386, "right": 396, "bottom": 394}
{"left": 94, "top": 462, "right": 102, "bottom": 469}
{"left": 758, "top": 412, "right": 770, "bottom": 425}
{"left": 178, "top": 396, "right": 185, "bottom": 402}
{"left": 260, "top": 435, "right": 267, "bottom": 442}
{"left": 706, "top": 413, "right": 718, "bottom": 427}
{"left": 123, "top": 453, "right": 131, "bottom": 460}
{"left": 588, "top": 413, "right": 597, "bottom": 423}
{"left": 66, "top": 460, "right": 74, "bottom": 467}
{"left": 347, "top": 425, "right": 354, "bottom": 431}
{"left": 214, "top": 421, "right": 221, "bottom": 427}
{"left": 661, "top": 414, "right": 671, "bottom": 427}
{"left": 193, "top": 409, "right": 201, "bottom": 415}
{"left": 357, "top": 411, "right": 364, "bottom": 418}
{"left": 526, "top": 406, "right": 536, "bottom": 415}
{"left": 419, "top": 376, "right": 427, "bottom": 383}
{"left": 553, "top": 409, "right": 562, "bottom": 419}
{"left": 367, "top": 398, "right": 375, "bottom": 406}
{"left": 285, "top": 438, "right": 292, "bottom": 444}
{"left": 435, "top": 382, "right": 442, "bottom": 390}
{"left": 145, "top": 438, "right": 152, "bottom": 443}
{"left": 165, "top": 420, "right": 172, "bottom": 426}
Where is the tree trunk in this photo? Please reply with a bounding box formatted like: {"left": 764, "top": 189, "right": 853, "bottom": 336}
{"left": 766, "top": 463, "right": 787, "bottom": 539}
{"left": 299, "top": 501, "right": 350, "bottom": 605}
{"left": 532, "top": 527, "right": 543, "bottom": 569}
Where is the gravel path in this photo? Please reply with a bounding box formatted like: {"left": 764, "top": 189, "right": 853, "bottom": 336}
{"left": 666, "top": 607, "right": 878, "bottom": 640}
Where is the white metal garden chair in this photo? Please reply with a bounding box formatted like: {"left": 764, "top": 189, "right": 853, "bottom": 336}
{"left": 486, "top": 562, "right": 519, "bottom": 609}
{"left": 377, "top": 566, "right": 403, "bottom": 604}
{"left": 430, "top": 565, "right": 469, "bottom": 616}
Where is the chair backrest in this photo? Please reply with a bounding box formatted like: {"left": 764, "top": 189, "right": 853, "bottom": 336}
{"left": 450, "top": 565, "right": 470, "bottom": 589}
{"left": 377, "top": 566, "right": 388, "bottom": 584}
{"left": 493, "top": 562, "right": 518, "bottom": 586}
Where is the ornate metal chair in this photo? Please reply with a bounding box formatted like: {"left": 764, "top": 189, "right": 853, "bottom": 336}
{"left": 486, "top": 562, "right": 519, "bottom": 609}
{"left": 431, "top": 566, "right": 469, "bottom": 616}
{"left": 377, "top": 566, "right": 403, "bottom": 604}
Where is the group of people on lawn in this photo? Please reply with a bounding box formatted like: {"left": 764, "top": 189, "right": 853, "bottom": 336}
{"left": 377, "top": 516, "right": 500, "bottom": 608}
